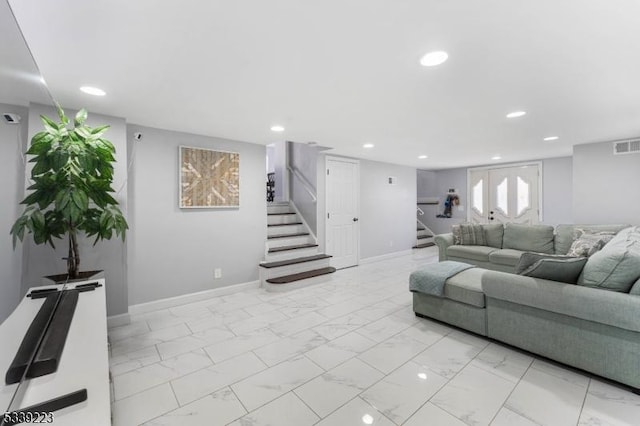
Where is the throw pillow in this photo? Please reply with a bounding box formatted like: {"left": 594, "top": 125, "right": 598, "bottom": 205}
{"left": 574, "top": 228, "right": 617, "bottom": 245}
{"left": 578, "top": 245, "right": 640, "bottom": 292}
{"left": 452, "top": 223, "right": 487, "bottom": 246}
{"left": 515, "top": 252, "right": 579, "bottom": 275}
{"left": 519, "top": 257, "right": 588, "bottom": 284}
{"left": 567, "top": 234, "right": 606, "bottom": 257}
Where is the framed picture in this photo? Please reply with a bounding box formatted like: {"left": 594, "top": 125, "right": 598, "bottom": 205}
{"left": 179, "top": 146, "right": 240, "bottom": 208}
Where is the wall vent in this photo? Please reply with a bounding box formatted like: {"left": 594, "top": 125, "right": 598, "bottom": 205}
{"left": 613, "top": 139, "right": 640, "bottom": 155}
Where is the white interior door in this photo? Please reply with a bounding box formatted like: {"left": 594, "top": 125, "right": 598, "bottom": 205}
{"left": 326, "top": 157, "right": 359, "bottom": 269}
{"left": 468, "top": 169, "right": 489, "bottom": 224}
{"left": 488, "top": 165, "right": 540, "bottom": 224}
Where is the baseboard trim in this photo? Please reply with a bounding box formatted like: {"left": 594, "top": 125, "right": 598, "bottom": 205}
{"left": 107, "top": 313, "right": 131, "bottom": 329}
{"left": 359, "top": 249, "right": 413, "bottom": 265}
{"left": 128, "top": 280, "right": 261, "bottom": 315}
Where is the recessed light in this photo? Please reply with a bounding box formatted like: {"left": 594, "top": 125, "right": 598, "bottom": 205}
{"left": 80, "top": 86, "right": 106, "bottom": 96}
{"left": 543, "top": 136, "right": 559, "bottom": 141}
{"left": 362, "top": 414, "right": 374, "bottom": 425}
{"left": 506, "top": 111, "right": 526, "bottom": 118}
{"left": 420, "top": 51, "right": 449, "bottom": 67}
{"left": 418, "top": 155, "right": 428, "bottom": 159}
{"left": 270, "top": 125, "right": 285, "bottom": 132}
{"left": 363, "top": 143, "right": 374, "bottom": 149}
{"left": 492, "top": 155, "right": 502, "bottom": 160}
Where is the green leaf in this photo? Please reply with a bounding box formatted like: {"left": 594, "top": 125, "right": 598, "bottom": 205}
{"left": 56, "top": 104, "right": 67, "bottom": 124}
{"left": 74, "top": 109, "right": 88, "bottom": 126}
{"left": 40, "top": 114, "right": 60, "bottom": 133}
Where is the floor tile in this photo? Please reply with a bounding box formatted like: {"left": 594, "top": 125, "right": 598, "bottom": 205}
{"left": 412, "top": 333, "right": 486, "bottom": 379}
{"left": 171, "top": 351, "right": 267, "bottom": 406}
{"left": 109, "top": 345, "right": 161, "bottom": 377}
{"left": 113, "top": 349, "right": 212, "bottom": 400}
{"left": 404, "top": 402, "right": 468, "bottom": 426}
{"left": 470, "top": 343, "right": 533, "bottom": 383}
{"left": 491, "top": 407, "right": 539, "bottom": 426}
{"left": 505, "top": 362, "right": 588, "bottom": 426}
{"left": 578, "top": 379, "right": 640, "bottom": 426}
{"left": 143, "top": 387, "right": 246, "bottom": 425}
{"left": 356, "top": 313, "right": 414, "bottom": 343}
{"left": 304, "top": 331, "right": 377, "bottom": 370}
{"left": 269, "top": 311, "right": 328, "bottom": 337}
{"left": 109, "top": 320, "right": 151, "bottom": 342}
{"left": 111, "top": 323, "right": 192, "bottom": 356}
{"left": 432, "top": 364, "right": 516, "bottom": 426}
{"left": 253, "top": 329, "right": 327, "bottom": 366}
{"left": 314, "top": 397, "right": 395, "bottom": 426}
{"left": 294, "top": 358, "right": 383, "bottom": 417}
{"left": 112, "top": 383, "right": 178, "bottom": 426}
{"left": 361, "top": 360, "right": 449, "bottom": 424}
{"left": 231, "top": 355, "right": 323, "bottom": 411}
{"left": 311, "top": 313, "right": 369, "bottom": 340}
{"left": 228, "top": 392, "right": 319, "bottom": 426}
{"left": 203, "top": 328, "right": 279, "bottom": 363}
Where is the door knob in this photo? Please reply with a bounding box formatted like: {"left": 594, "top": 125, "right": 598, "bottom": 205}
{"left": 489, "top": 216, "right": 494, "bottom": 221}
{"left": 353, "top": 217, "right": 359, "bottom": 222}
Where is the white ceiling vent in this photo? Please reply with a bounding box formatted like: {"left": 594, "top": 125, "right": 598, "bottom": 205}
{"left": 613, "top": 139, "right": 640, "bottom": 155}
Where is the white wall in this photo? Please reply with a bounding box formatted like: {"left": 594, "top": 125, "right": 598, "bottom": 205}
{"left": 541, "top": 156, "right": 573, "bottom": 226}
{"left": 272, "top": 140, "right": 287, "bottom": 202}
{"left": 21, "top": 104, "right": 129, "bottom": 317}
{"left": 126, "top": 124, "right": 266, "bottom": 305}
{"left": 573, "top": 141, "right": 640, "bottom": 225}
{"left": 0, "top": 103, "right": 27, "bottom": 324}
{"left": 289, "top": 142, "right": 318, "bottom": 234}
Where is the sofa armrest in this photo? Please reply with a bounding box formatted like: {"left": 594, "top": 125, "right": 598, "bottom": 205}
{"left": 434, "top": 233, "right": 454, "bottom": 261}
{"left": 481, "top": 271, "right": 640, "bottom": 333}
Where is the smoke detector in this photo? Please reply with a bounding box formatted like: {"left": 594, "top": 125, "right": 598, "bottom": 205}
{"left": 2, "top": 113, "right": 21, "bottom": 124}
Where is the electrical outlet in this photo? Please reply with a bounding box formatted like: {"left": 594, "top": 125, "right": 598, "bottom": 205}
{"left": 214, "top": 268, "right": 222, "bottom": 279}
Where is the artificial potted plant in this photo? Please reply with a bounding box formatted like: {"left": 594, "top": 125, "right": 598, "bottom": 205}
{"left": 10, "top": 106, "right": 128, "bottom": 282}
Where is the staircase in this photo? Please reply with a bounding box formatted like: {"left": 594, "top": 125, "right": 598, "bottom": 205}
{"left": 414, "top": 220, "right": 436, "bottom": 249}
{"left": 259, "top": 202, "right": 336, "bottom": 291}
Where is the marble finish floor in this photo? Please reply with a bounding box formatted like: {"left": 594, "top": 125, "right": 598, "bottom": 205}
{"left": 109, "top": 247, "right": 640, "bottom": 426}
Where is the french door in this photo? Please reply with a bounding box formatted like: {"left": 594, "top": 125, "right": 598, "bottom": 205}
{"left": 469, "top": 164, "right": 541, "bottom": 224}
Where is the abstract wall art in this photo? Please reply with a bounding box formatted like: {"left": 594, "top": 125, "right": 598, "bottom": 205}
{"left": 179, "top": 146, "right": 240, "bottom": 208}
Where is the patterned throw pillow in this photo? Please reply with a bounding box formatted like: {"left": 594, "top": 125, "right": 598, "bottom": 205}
{"left": 452, "top": 224, "right": 487, "bottom": 246}
{"left": 574, "top": 228, "right": 617, "bottom": 245}
{"left": 567, "top": 234, "right": 606, "bottom": 257}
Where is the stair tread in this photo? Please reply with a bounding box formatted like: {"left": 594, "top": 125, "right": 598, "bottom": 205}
{"left": 413, "top": 242, "right": 436, "bottom": 248}
{"left": 266, "top": 267, "right": 336, "bottom": 284}
{"left": 268, "top": 222, "right": 303, "bottom": 227}
{"left": 417, "top": 234, "right": 433, "bottom": 239}
{"left": 260, "top": 254, "right": 332, "bottom": 268}
{"left": 268, "top": 243, "right": 318, "bottom": 253}
{"left": 268, "top": 232, "right": 311, "bottom": 239}
{"left": 267, "top": 212, "right": 296, "bottom": 215}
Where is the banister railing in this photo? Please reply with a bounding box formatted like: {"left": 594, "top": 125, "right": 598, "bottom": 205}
{"left": 287, "top": 165, "right": 317, "bottom": 203}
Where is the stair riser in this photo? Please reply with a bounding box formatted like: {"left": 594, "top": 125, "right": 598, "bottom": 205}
{"left": 267, "top": 224, "right": 306, "bottom": 236}
{"left": 262, "top": 272, "right": 335, "bottom": 292}
{"left": 416, "top": 237, "right": 434, "bottom": 244}
{"left": 267, "top": 215, "right": 300, "bottom": 225}
{"left": 265, "top": 247, "right": 319, "bottom": 261}
{"left": 417, "top": 230, "right": 431, "bottom": 237}
{"left": 267, "top": 205, "right": 292, "bottom": 214}
{"left": 267, "top": 235, "right": 315, "bottom": 249}
{"left": 259, "top": 258, "right": 332, "bottom": 281}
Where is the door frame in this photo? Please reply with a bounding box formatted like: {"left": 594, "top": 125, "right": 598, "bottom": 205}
{"left": 466, "top": 161, "right": 543, "bottom": 223}
{"left": 324, "top": 155, "right": 360, "bottom": 268}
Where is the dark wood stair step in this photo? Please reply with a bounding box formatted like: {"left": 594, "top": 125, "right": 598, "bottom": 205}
{"left": 266, "top": 267, "right": 336, "bottom": 284}
{"left": 260, "top": 254, "right": 332, "bottom": 268}
{"left": 267, "top": 212, "right": 296, "bottom": 216}
{"left": 268, "top": 232, "right": 311, "bottom": 239}
{"left": 268, "top": 243, "right": 318, "bottom": 253}
{"left": 413, "top": 242, "right": 436, "bottom": 248}
{"left": 267, "top": 222, "right": 303, "bottom": 227}
{"left": 417, "top": 234, "right": 433, "bottom": 239}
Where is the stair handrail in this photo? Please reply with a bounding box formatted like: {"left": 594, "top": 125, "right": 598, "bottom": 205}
{"left": 417, "top": 206, "right": 425, "bottom": 216}
{"left": 287, "top": 165, "right": 317, "bottom": 203}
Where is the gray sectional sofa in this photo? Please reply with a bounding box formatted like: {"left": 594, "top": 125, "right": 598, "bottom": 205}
{"left": 413, "top": 224, "right": 640, "bottom": 390}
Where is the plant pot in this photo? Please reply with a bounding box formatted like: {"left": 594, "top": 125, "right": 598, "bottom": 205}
{"left": 41, "top": 270, "right": 104, "bottom": 285}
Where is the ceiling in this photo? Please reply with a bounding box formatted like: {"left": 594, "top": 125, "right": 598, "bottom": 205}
{"left": 8, "top": 0, "right": 640, "bottom": 170}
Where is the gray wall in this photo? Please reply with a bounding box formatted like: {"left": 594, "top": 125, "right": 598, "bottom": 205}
{"left": 126, "top": 124, "right": 266, "bottom": 305}
{"left": 0, "top": 103, "right": 27, "bottom": 324}
{"left": 417, "top": 157, "right": 575, "bottom": 235}
{"left": 21, "top": 104, "right": 129, "bottom": 316}
{"left": 288, "top": 142, "right": 318, "bottom": 234}
{"left": 573, "top": 141, "right": 640, "bottom": 225}
{"left": 272, "top": 140, "right": 287, "bottom": 203}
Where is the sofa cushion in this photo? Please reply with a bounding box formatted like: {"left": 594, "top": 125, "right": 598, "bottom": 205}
{"left": 446, "top": 245, "right": 497, "bottom": 262}
{"left": 443, "top": 268, "right": 487, "bottom": 308}
{"left": 554, "top": 224, "right": 630, "bottom": 255}
{"left": 488, "top": 249, "right": 525, "bottom": 266}
{"left": 452, "top": 224, "right": 487, "bottom": 245}
{"left": 503, "top": 223, "right": 554, "bottom": 254}
{"left": 515, "top": 252, "right": 578, "bottom": 274}
{"left": 578, "top": 227, "right": 640, "bottom": 292}
{"left": 520, "top": 257, "right": 588, "bottom": 284}
{"left": 482, "top": 224, "right": 504, "bottom": 248}
{"left": 629, "top": 277, "right": 640, "bottom": 296}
